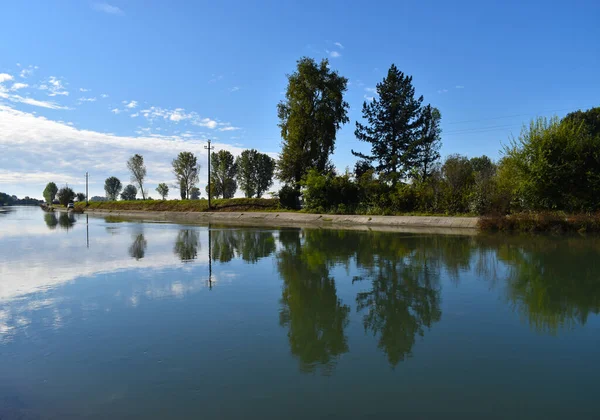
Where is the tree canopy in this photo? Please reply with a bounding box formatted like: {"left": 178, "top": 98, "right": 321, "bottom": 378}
{"left": 236, "top": 149, "right": 276, "bottom": 198}
{"left": 156, "top": 183, "right": 169, "bottom": 200}
{"left": 353, "top": 64, "right": 427, "bottom": 184}
{"left": 57, "top": 186, "right": 75, "bottom": 206}
{"left": 104, "top": 177, "right": 122, "bottom": 201}
{"left": 127, "top": 154, "right": 146, "bottom": 200}
{"left": 121, "top": 184, "right": 138, "bottom": 201}
{"left": 208, "top": 150, "right": 237, "bottom": 199}
{"left": 172, "top": 151, "right": 200, "bottom": 199}
{"left": 277, "top": 57, "right": 349, "bottom": 187}
{"left": 43, "top": 182, "right": 58, "bottom": 204}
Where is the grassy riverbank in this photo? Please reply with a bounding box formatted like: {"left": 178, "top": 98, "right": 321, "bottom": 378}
{"left": 75, "top": 198, "right": 280, "bottom": 212}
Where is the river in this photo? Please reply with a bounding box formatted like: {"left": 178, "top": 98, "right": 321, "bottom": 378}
{"left": 0, "top": 206, "right": 598, "bottom": 419}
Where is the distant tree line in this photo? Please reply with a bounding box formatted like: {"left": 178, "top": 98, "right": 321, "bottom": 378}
{"left": 88, "top": 149, "right": 276, "bottom": 202}
{"left": 0, "top": 192, "right": 43, "bottom": 206}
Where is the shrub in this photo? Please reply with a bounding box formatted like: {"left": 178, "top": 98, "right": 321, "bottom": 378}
{"left": 278, "top": 185, "right": 301, "bottom": 210}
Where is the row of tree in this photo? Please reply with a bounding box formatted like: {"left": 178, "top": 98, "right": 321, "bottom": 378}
{"left": 276, "top": 57, "right": 600, "bottom": 214}
{"left": 0, "top": 192, "right": 43, "bottom": 206}
{"left": 42, "top": 182, "right": 85, "bottom": 205}
{"left": 100, "top": 149, "right": 276, "bottom": 201}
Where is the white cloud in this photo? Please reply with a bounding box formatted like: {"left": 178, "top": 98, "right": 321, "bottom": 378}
{"left": 229, "top": 86, "right": 240, "bottom": 92}
{"left": 10, "top": 83, "right": 28, "bottom": 91}
{"left": 364, "top": 95, "right": 374, "bottom": 102}
{"left": 19, "top": 65, "right": 37, "bottom": 79}
{"left": 334, "top": 42, "right": 344, "bottom": 49}
{"left": 100, "top": 93, "right": 109, "bottom": 98}
{"left": 455, "top": 85, "right": 465, "bottom": 89}
{"left": 92, "top": 2, "right": 124, "bottom": 15}
{"left": 111, "top": 108, "right": 121, "bottom": 114}
{"left": 364, "top": 87, "right": 376, "bottom": 93}
{"left": 327, "top": 50, "right": 341, "bottom": 58}
{"left": 130, "top": 113, "right": 139, "bottom": 118}
{"left": 218, "top": 126, "right": 240, "bottom": 132}
{"left": 79, "top": 88, "right": 90, "bottom": 92}
{"left": 0, "top": 73, "right": 13, "bottom": 83}
{"left": 0, "top": 105, "right": 254, "bottom": 198}
{"left": 437, "top": 89, "right": 448, "bottom": 94}
{"left": 123, "top": 100, "right": 138, "bottom": 109}
{"left": 209, "top": 74, "right": 223, "bottom": 83}
{"left": 78, "top": 97, "right": 97, "bottom": 103}
{"left": 195, "top": 118, "right": 218, "bottom": 129}
{"left": 139, "top": 106, "right": 232, "bottom": 131}
{"left": 39, "top": 76, "right": 69, "bottom": 96}
{"left": 8, "top": 95, "right": 70, "bottom": 110}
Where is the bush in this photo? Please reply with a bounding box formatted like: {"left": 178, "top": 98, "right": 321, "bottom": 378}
{"left": 278, "top": 185, "right": 301, "bottom": 210}
{"left": 301, "top": 169, "right": 359, "bottom": 214}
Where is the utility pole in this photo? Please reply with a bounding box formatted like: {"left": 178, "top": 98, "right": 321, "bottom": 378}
{"left": 204, "top": 140, "right": 214, "bottom": 209}
{"left": 85, "top": 172, "right": 89, "bottom": 205}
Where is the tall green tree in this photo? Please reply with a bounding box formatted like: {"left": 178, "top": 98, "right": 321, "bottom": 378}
{"left": 156, "top": 183, "right": 169, "bottom": 200}
{"left": 121, "top": 184, "right": 138, "bottom": 201}
{"left": 104, "top": 177, "right": 122, "bottom": 201}
{"left": 277, "top": 57, "right": 349, "bottom": 187}
{"left": 236, "top": 149, "right": 276, "bottom": 198}
{"left": 190, "top": 187, "right": 201, "bottom": 199}
{"left": 43, "top": 182, "right": 58, "bottom": 204}
{"left": 353, "top": 64, "right": 425, "bottom": 185}
{"left": 127, "top": 154, "right": 146, "bottom": 199}
{"left": 172, "top": 151, "right": 200, "bottom": 199}
{"left": 208, "top": 150, "right": 237, "bottom": 199}
{"left": 414, "top": 105, "right": 442, "bottom": 181}
{"left": 57, "top": 186, "right": 75, "bottom": 206}
{"left": 76, "top": 192, "right": 86, "bottom": 202}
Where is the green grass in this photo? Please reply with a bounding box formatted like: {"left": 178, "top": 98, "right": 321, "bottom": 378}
{"left": 76, "top": 198, "right": 280, "bottom": 213}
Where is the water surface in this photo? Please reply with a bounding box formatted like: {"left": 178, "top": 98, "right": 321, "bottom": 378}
{"left": 1, "top": 206, "right": 599, "bottom": 419}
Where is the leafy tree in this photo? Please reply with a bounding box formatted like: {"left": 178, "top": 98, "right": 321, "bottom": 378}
{"left": 236, "top": 149, "right": 276, "bottom": 198}
{"left": 502, "top": 112, "right": 600, "bottom": 211}
{"left": 104, "top": 177, "right": 122, "bottom": 201}
{"left": 441, "top": 154, "right": 475, "bottom": 213}
{"left": 277, "top": 57, "right": 349, "bottom": 188}
{"left": 43, "top": 182, "right": 58, "bottom": 204}
{"left": 353, "top": 64, "right": 425, "bottom": 185}
{"left": 208, "top": 150, "right": 237, "bottom": 199}
{"left": 57, "top": 186, "right": 75, "bottom": 206}
{"left": 76, "top": 192, "right": 86, "bottom": 202}
{"left": 156, "top": 183, "right": 169, "bottom": 200}
{"left": 414, "top": 105, "right": 442, "bottom": 181}
{"left": 190, "top": 187, "right": 201, "bottom": 200}
{"left": 127, "top": 154, "right": 147, "bottom": 199}
{"left": 354, "top": 159, "right": 374, "bottom": 178}
{"left": 172, "top": 151, "right": 200, "bottom": 199}
{"left": 121, "top": 184, "right": 138, "bottom": 201}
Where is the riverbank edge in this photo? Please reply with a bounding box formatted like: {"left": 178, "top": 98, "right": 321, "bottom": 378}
{"left": 82, "top": 208, "right": 480, "bottom": 234}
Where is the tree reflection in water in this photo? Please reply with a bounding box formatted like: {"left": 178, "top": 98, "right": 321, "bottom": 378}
{"left": 174, "top": 230, "right": 200, "bottom": 262}
{"left": 129, "top": 233, "right": 147, "bottom": 260}
{"left": 210, "top": 228, "right": 276, "bottom": 264}
{"left": 44, "top": 213, "right": 58, "bottom": 230}
{"left": 277, "top": 229, "right": 350, "bottom": 375}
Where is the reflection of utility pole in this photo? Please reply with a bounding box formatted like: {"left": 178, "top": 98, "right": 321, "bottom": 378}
{"left": 208, "top": 224, "right": 213, "bottom": 290}
{"left": 85, "top": 172, "right": 89, "bottom": 205}
{"left": 86, "top": 213, "right": 89, "bottom": 249}
{"left": 204, "top": 140, "right": 214, "bottom": 209}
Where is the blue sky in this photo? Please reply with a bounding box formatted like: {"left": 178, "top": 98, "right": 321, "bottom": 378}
{"left": 1, "top": 0, "right": 599, "bottom": 199}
